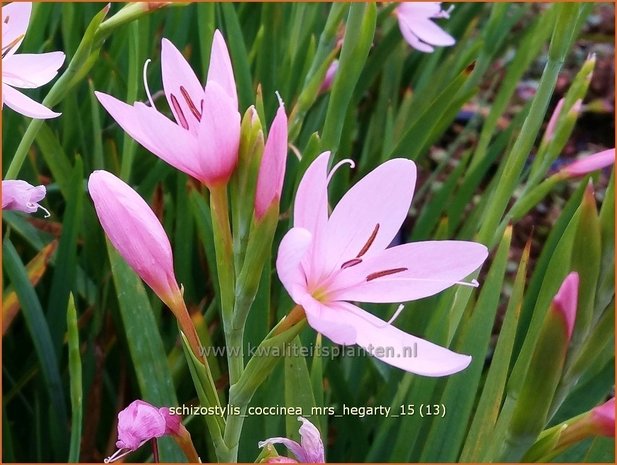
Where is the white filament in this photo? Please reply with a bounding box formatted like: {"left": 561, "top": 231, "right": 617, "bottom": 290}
{"left": 326, "top": 158, "right": 355, "bottom": 185}
{"left": 142, "top": 59, "right": 156, "bottom": 108}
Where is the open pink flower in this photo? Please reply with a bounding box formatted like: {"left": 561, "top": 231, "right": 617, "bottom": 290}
{"left": 88, "top": 170, "right": 181, "bottom": 308}
{"left": 95, "top": 30, "right": 240, "bottom": 188}
{"left": 2, "top": 179, "right": 49, "bottom": 216}
{"left": 395, "top": 2, "right": 455, "bottom": 53}
{"left": 259, "top": 416, "right": 325, "bottom": 463}
{"left": 277, "top": 153, "right": 488, "bottom": 376}
{"left": 254, "top": 97, "right": 288, "bottom": 219}
{"left": 105, "top": 400, "right": 180, "bottom": 463}
{"left": 2, "top": 2, "right": 65, "bottom": 118}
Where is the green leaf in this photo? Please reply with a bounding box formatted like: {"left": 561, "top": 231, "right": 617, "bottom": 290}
{"left": 285, "top": 336, "right": 319, "bottom": 439}
{"left": 66, "top": 294, "right": 83, "bottom": 463}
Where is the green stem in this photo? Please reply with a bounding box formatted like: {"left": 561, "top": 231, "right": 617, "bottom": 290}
{"left": 209, "top": 185, "right": 241, "bottom": 384}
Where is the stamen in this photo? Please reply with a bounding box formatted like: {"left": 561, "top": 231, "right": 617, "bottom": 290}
{"left": 326, "top": 158, "right": 355, "bottom": 185}
{"left": 142, "top": 59, "right": 156, "bottom": 108}
{"left": 180, "top": 86, "right": 202, "bottom": 121}
{"left": 366, "top": 267, "right": 408, "bottom": 281}
{"left": 2, "top": 34, "right": 24, "bottom": 58}
{"left": 104, "top": 448, "right": 132, "bottom": 463}
{"left": 4, "top": 15, "right": 10, "bottom": 23}
{"left": 341, "top": 258, "right": 362, "bottom": 269}
{"left": 38, "top": 205, "right": 51, "bottom": 218}
{"left": 356, "top": 224, "right": 380, "bottom": 258}
{"left": 275, "top": 90, "right": 284, "bottom": 107}
{"left": 170, "top": 94, "right": 189, "bottom": 130}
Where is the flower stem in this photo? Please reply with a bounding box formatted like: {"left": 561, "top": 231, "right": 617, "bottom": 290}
{"left": 209, "top": 185, "right": 242, "bottom": 384}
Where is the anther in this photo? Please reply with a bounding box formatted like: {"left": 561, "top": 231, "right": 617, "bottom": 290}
{"left": 180, "top": 86, "right": 202, "bottom": 121}
{"left": 170, "top": 94, "right": 189, "bottom": 130}
{"left": 356, "top": 224, "right": 379, "bottom": 258}
{"left": 341, "top": 258, "right": 362, "bottom": 269}
{"left": 366, "top": 267, "right": 408, "bottom": 282}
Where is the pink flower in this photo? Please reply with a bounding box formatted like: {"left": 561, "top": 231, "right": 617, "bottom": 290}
{"left": 2, "top": 2, "right": 65, "bottom": 119}
{"left": 259, "top": 416, "right": 325, "bottom": 463}
{"left": 560, "top": 148, "right": 615, "bottom": 178}
{"left": 95, "top": 30, "right": 240, "bottom": 188}
{"left": 254, "top": 97, "right": 288, "bottom": 219}
{"left": 551, "top": 272, "right": 579, "bottom": 340}
{"left": 590, "top": 397, "right": 615, "bottom": 437}
{"left": 395, "top": 2, "right": 455, "bottom": 53}
{"left": 88, "top": 170, "right": 181, "bottom": 308}
{"left": 105, "top": 400, "right": 180, "bottom": 463}
{"left": 276, "top": 153, "right": 488, "bottom": 376}
{"left": 2, "top": 179, "right": 49, "bottom": 216}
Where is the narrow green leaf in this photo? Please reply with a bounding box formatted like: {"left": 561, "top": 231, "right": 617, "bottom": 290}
{"left": 66, "top": 294, "right": 83, "bottom": 463}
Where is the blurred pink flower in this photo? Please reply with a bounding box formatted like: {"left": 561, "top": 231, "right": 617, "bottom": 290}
{"left": 255, "top": 96, "right": 288, "bottom": 219}
{"left": 561, "top": 148, "right": 615, "bottom": 178}
{"left": 2, "top": 179, "right": 49, "bottom": 216}
{"left": 96, "top": 30, "right": 240, "bottom": 188}
{"left": 2, "top": 2, "right": 65, "bottom": 118}
{"left": 259, "top": 416, "right": 325, "bottom": 463}
{"left": 319, "top": 60, "right": 339, "bottom": 93}
{"left": 551, "top": 272, "right": 579, "bottom": 340}
{"left": 276, "top": 153, "right": 488, "bottom": 376}
{"left": 105, "top": 400, "right": 179, "bottom": 463}
{"left": 395, "top": 2, "right": 455, "bottom": 53}
{"left": 88, "top": 170, "right": 181, "bottom": 308}
{"left": 590, "top": 397, "right": 615, "bottom": 437}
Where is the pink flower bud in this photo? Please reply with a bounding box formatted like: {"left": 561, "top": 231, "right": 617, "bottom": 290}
{"left": 590, "top": 397, "right": 615, "bottom": 437}
{"left": 2, "top": 179, "right": 48, "bottom": 216}
{"left": 319, "top": 60, "right": 339, "bottom": 93}
{"left": 561, "top": 148, "right": 615, "bottom": 178}
{"left": 255, "top": 97, "right": 288, "bottom": 219}
{"left": 88, "top": 170, "right": 180, "bottom": 307}
{"left": 544, "top": 98, "right": 565, "bottom": 142}
{"left": 552, "top": 272, "right": 579, "bottom": 340}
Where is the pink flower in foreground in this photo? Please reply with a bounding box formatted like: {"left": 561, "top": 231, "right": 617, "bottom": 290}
{"left": 551, "top": 272, "right": 579, "bottom": 340}
{"left": 395, "top": 2, "right": 455, "bottom": 53}
{"left": 88, "top": 170, "right": 181, "bottom": 308}
{"left": 105, "top": 400, "right": 179, "bottom": 463}
{"left": 259, "top": 416, "right": 325, "bottom": 463}
{"left": 590, "top": 397, "right": 615, "bottom": 437}
{"left": 2, "top": 179, "right": 49, "bottom": 216}
{"left": 277, "top": 153, "right": 488, "bottom": 376}
{"left": 95, "top": 30, "right": 240, "bottom": 188}
{"left": 560, "top": 148, "right": 615, "bottom": 178}
{"left": 2, "top": 2, "right": 65, "bottom": 118}
{"left": 255, "top": 97, "right": 288, "bottom": 219}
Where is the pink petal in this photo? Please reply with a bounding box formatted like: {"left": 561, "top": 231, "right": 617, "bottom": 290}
{"left": 562, "top": 148, "right": 615, "bottom": 178}
{"left": 330, "top": 240, "right": 488, "bottom": 303}
{"left": 207, "top": 30, "right": 238, "bottom": 110}
{"left": 255, "top": 102, "right": 288, "bottom": 219}
{"left": 116, "top": 400, "right": 167, "bottom": 451}
{"left": 2, "top": 179, "right": 46, "bottom": 213}
{"left": 293, "top": 152, "right": 331, "bottom": 285}
{"left": 321, "top": 158, "right": 416, "bottom": 278}
{"left": 2, "top": 2, "right": 31, "bottom": 58}
{"left": 266, "top": 457, "right": 298, "bottom": 463}
{"left": 161, "top": 38, "right": 205, "bottom": 134}
{"left": 2, "top": 83, "right": 60, "bottom": 119}
{"left": 88, "top": 170, "right": 180, "bottom": 304}
{"left": 304, "top": 298, "right": 471, "bottom": 376}
{"left": 551, "top": 272, "right": 579, "bottom": 340}
{"left": 158, "top": 407, "right": 182, "bottom": 436}
{"left": 3, "top": 51, "right": 65, "bottom": 89}
{"left": 401, "top": 16, "right": 455, "bottom": 47}
{"left": 276, "top": 227, "right": 312, "bottom": 303}
{"left": 397, "top": 2, "right": 444, "bottom": 19}
{"left": 398, "top": 24, "right": 436, "bottom": 53}
{"left": 297, "top": 417, "right": 325, "bottom": 463}
{"left": 196, "top": 81, "right": 241, "bottom": 185}
{"left": 258, "top": 438, "right": 304, "bottom": 463}
{"left": 300, "top": 295, "right": 357, "bottom": 346}
{"left": 95, "top": 91, "right": 200, "bottom": 180}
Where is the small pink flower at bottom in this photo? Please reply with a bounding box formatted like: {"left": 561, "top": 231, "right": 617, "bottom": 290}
{"left": 105, "top": 400, "right": 180, "bottom": 463}
{"left": 2, "top": 179, "right": 49, "bottom": 216}
{"left": 277, "top": 153, "right": 488, "bottom": 376}
{"left": 259, "top": 416, "right": 325, "bottom": 463}
{"left": 395, "top": 2, "right": 455, "bottom": 53}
